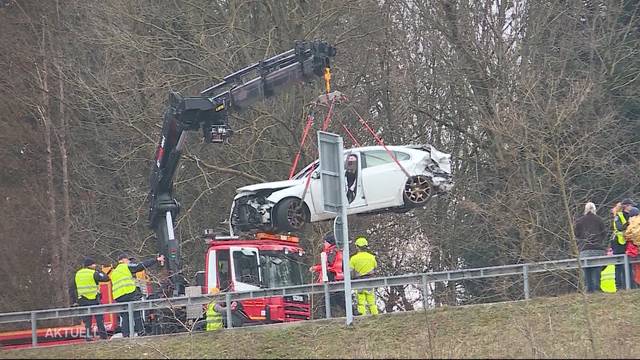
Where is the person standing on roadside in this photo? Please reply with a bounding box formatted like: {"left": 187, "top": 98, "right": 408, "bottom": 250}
{"left": 69, "top": 257, "right": 109, "bottom": 340}
{"left": 611, "top": 199, "right": 639, "bottom": 289}
{"left": 574, "top": 202, "right": 607, "bottom": 293}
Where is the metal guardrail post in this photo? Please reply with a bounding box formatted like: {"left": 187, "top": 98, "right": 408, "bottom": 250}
{"left": 421, "top": 275, "right": 428, "bottom": 310}
{"left": 225, "top": 293, "right": 232, "bottom": 329}
{"left": 624, "top": 254, "right": 631, "bottom": 290}
{"left": 31, "top": 311, "right": 37, "bottom": 347}
{"left": 324, "top": 282, "right": 331, "bottom": 319}
{"left": 127, "top": 302, "right": 134, "bottom": 338}
{"left": 523, "top": 264, "right": 530, "bottom": 300}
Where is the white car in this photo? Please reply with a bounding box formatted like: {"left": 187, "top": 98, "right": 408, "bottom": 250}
{"left": 229, "top": 144, "right": 453, "bottom": 234}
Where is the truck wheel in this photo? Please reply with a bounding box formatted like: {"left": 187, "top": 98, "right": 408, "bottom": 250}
{"left": 274, "top": 198, "right": 309, "bottom": 232}
{"left": 403, "top": 175, "right": 433, "bottom": 207}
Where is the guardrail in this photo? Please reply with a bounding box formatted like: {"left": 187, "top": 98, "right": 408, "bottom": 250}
{"left": 0, "top": 254, "right": 635, "bottom": 348}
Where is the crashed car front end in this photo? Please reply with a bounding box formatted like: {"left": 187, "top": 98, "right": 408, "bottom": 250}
{"left": 410, "top": 144, "right": 454, "bottom": 194}
{"left": 230, "top": 190, "right": 277, "bottom": 232}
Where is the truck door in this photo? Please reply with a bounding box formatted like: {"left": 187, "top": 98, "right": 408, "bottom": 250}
{"left": 230, "top": 247, "right": 262, "bottom": 291}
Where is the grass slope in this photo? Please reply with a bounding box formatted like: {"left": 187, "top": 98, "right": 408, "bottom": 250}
{"left": 3, "top": 291, "right": 640, "bottom": 359}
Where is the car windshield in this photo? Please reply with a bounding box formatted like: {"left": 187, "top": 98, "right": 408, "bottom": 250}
{"left": 259, "top": 251, "right": 305, "bottom": 288}
{"left": 293, "top": 160, "right": 319, "bottom": 180}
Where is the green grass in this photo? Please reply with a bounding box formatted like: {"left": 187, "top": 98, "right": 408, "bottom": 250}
{"left": 4, "top": 291, "right": 640, "bottom": 359}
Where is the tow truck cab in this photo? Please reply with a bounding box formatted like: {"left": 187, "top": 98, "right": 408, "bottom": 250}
{"left": 202, "top": 232, "right": 310, "bottom": 324}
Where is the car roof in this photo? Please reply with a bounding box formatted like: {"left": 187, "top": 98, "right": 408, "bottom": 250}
{"left": 344, "top": 144, "right": 428, "bottom": 153}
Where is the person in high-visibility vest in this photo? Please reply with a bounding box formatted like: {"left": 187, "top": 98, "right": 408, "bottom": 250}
{"left": 601, "top": 261, "right": 617, "bottom": 293}
{"left": 69, "top": 257, "right": 110, "bottom": 340}
{"left": 611, "top": 199, "right": 639, "bottom": 289}
{"left": 204, "top": 288, "right": 239, "bottom": 331}
{"left": 349, "top": 236, "right": 379, "bottom": 315}
{"left": 110, "top": 252, "right": 164, "bottom": 337}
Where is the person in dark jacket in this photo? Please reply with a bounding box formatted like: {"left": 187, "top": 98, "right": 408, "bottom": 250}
{"left": 110, "top": 252, "right": 164, "bottom": 337}
{"left": 574, "top": 202, "right": 607, "bottom": 292}
{"left": 345, "top": 154, "right": 358, "bottom": 204}
{"left": 69, "top": 257, "right": 110, "bottom": 340}
{"left": 610, "top": 199, "right": 640, "bottom": 289}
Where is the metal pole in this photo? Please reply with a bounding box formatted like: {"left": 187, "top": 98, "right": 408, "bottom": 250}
{"left": 342, "top": 232, "right": 353, "bottom": 325}
{"left": 127, "top": 302, "right": 134, "bottom": 338}
{"left": 421, "top": 275, "right": 429, "bottom": 310}
{"left": 321, "top": 252, "right": 331, "bottom": 319}
{"left": 324, "top": 282, "right": 331, "bottom": 319}
{"left": 31, "top": 312, "right": 37, "bottom": 347}
{"left": 624, "top": 254, "right": 631, "bottom": 290}
{"left": 523, "top": 265, "right": 530, "bottom": 300}
{"left": 225, "top": 293, "right": 233, "bottom": 329}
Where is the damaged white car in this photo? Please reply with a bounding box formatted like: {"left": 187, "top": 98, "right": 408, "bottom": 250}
{"left": 230, "top": 145, "right": 453, "bottom": 234}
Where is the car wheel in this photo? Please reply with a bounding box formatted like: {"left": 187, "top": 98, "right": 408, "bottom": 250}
{"left": 274, "top": 198, "right": 309, "bottom": 232}
{"left": 403, "top": 175, "right": 433, "bottom": 207}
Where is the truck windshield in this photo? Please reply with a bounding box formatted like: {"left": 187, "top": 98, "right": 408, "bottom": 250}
{"left": 259, "top": 251, "right": 305, "bottom": 288}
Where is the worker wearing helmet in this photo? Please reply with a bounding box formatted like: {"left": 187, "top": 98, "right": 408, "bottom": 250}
{"left": 205, "top": 288, "right": 223, "bottom": 331}
{"left": 205, "top": 287, "right": 239, "bottom": 331}
{"left": 349, "top": 236, "right": 379, "bottom": 315}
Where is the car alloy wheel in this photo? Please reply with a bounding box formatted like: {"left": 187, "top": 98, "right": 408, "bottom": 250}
{"left": 286, "top": 201, "right": 306, "bottom": 229}
{"left": 403, "top": 175, "right": 432, "bottom": 205}
{"left": 275, "top": 198, "right": 308, "bottom": 232}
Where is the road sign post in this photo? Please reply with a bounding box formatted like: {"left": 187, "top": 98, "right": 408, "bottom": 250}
{"left": 318, "top": 131, "right": 353, "bottom": 325}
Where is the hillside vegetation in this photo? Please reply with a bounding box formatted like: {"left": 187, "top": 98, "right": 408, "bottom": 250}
{"left": 2, "top": 0, "right": 640, "bottom": 314}
{"left": 4, "top": 291, "right": 640, "bottom": 359}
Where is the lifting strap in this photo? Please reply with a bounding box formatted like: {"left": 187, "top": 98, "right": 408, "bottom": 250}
{"left": 288, "top": 108, "right": 316, "bottom": 179}
{"left": 340, "top": 122, "right": 361, "bottom": 147}
{"left": 288, "top": 67, "right": 335, "bottom": 179}
{"left": 288, "top": 80, "right": 412, "bottom": 207}
{"left": 349, "top": 106, "right": 411, "bottom": 179}
{"left": 294, "top": 67, "right": 336, "bottom": 204}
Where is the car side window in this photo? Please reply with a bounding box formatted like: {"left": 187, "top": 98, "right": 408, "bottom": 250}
{"left": 362, "top": 150, "right": 410, "bottom": 168}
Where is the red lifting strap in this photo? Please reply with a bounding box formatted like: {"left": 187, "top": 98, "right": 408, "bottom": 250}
{"left": 341, "top": 122, "right": 361, "bottom": 147}
{"left": 288, "top": 110, "right": 315, "bottom": 179}
{"left": 350, "top": 107, "right": 411, "bottom": 179}
{"left": 298, "top": 94, "right": 337, "bottom": 202}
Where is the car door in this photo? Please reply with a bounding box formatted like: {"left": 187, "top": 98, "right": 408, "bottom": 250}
{"left": 345, "top": 151, "right": 368, "bottom": 211}
{"left": 361, "top": 150, "right": 411, "bottom": 208}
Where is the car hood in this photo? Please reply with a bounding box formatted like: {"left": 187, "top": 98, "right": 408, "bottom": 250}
{"left": 236, "top": 179, "right": 304, "bottom": 194}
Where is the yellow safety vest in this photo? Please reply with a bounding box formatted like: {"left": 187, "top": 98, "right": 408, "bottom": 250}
{"left": 205, "top": 302, "right": 223, "bottom": 331}
{"left": 613, "top": 212, "right": 627, "bottom": 245}
{"left": 75, "top": 268, "right": 98, "bottom": 300}
{"left": 349, "top": 251, "right": 377, "bottom": 276}
{"left": 600, "top": 264, "right": 616, "bottom": 293}
{"left": 110, "top": 263, "right": 137, "bottom": 300}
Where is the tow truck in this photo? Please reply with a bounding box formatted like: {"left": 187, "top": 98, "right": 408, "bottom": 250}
{"left": 147, "top": 40, "right": 336, "bottom": 329}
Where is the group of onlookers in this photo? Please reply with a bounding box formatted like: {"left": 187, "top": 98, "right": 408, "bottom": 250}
{"left": 574, "top": 199, "right": 640, "bottom": 292}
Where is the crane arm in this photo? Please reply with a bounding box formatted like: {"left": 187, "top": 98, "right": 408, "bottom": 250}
{"left": 148, "top": 40, "right": 336, "bottom": 295}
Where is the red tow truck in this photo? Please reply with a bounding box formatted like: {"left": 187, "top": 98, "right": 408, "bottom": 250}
{"left": 200, "top": 232, "right": 310, "bottom": 325}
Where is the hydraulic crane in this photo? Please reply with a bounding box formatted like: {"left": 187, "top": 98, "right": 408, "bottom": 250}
{"left": 148, "top": 40, "right": 336, "bottom": 295}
